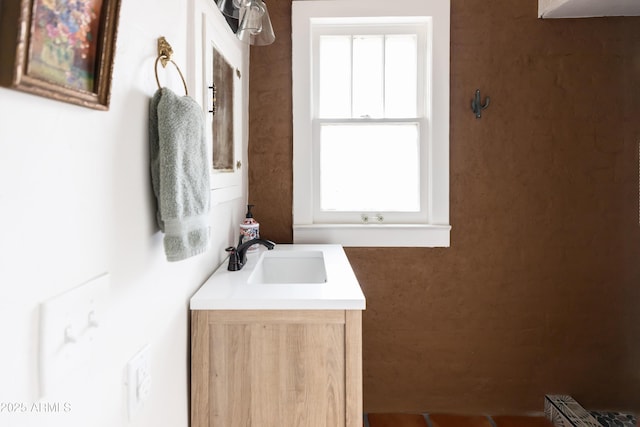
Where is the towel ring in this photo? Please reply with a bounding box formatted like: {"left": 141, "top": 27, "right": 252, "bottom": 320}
{"left": 155, "top": 55, "right": 188, "bottom": 96}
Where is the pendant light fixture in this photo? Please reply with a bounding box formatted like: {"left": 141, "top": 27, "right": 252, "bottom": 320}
{"left": 216, "top": 0, "right": 275, "bottom": 46}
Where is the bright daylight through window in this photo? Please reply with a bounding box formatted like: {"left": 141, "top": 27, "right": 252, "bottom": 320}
{"left": 318, "top": 33, "right": 420, "bottom": 214}
{"left": 292, "top": 0, "right": 450, "bottom": 247}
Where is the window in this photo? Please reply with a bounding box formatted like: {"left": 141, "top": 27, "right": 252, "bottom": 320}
{"left": 292, "top": 0, "right": 450, "bottom": 247}
{"left": 315, "top": 25, "right": 425, "bottom": 224}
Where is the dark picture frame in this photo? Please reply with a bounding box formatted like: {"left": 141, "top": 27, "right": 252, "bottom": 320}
{"left": 0, "top": 0, "right": 121, "bottom": 110}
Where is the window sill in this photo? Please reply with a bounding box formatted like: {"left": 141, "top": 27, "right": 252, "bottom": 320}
{"left": 293, "top": 224, "right": 451, "bottom": 247}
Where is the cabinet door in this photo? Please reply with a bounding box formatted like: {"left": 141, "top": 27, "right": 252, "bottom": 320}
{"left": 188, "top": 0, "right": 246, "bottom": 205}
{"left": 192, "top": 310, "right": 362, "bottom": 427}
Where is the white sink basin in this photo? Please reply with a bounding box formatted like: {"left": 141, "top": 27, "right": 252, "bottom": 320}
{"left": 248, "top": 250, "right": 327, "bottom": 284}
{"left": 190, "top": 244, "right": 365, "bottom": 310}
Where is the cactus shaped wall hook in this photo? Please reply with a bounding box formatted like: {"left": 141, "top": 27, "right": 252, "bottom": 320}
{"left": 471, "top": 89, "right": 490, "bottom": 119}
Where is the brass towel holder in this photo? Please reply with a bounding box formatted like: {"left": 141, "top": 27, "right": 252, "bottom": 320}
{"left": 154, "top": 37, "right": 188, "bottom": 96}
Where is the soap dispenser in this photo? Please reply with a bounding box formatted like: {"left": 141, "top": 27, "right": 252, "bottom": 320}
{"left": 240, "top": 204, "right": 260, "bottom": 251}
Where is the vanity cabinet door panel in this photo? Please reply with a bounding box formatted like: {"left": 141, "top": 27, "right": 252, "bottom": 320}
{"left": 191, "top": 310, "right": 362, "bottom": 427}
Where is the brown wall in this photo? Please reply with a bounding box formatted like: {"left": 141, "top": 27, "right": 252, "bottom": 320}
{"left": 249, "top": 0, "right": 640, "bottom": 414}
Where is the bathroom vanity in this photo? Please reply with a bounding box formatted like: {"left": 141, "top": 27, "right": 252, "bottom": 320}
{"left": 190, "top": 244, "right": 366, "bottom": 427}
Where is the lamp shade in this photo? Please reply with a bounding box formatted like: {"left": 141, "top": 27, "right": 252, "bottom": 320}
{"left": 236, "top": 0, "right": 275, "bottom": 46}
{"left": 216, "top": 0, "right": 244, "bottom": 19}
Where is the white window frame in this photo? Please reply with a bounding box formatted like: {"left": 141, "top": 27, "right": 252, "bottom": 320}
{"left": 292, "top": 0, "right": 451, "bottom": 247}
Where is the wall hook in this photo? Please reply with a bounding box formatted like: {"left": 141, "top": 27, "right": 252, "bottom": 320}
{"left": 157, "top": 36, "right": 173, "bottom": 68}
{"left": 471, "top": 89, "right": 490, "bottom": 119}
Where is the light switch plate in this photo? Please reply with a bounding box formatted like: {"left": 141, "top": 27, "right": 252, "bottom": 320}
{"left": 126, "top": 344, "right": 151, "bottom": 420}
{"left": 39, "top": 273, "right": 109, "bottom": 397}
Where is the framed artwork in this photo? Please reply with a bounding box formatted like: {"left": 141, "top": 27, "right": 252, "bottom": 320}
{"left": 0, "top": 0, "right": 122, "bottom": 110}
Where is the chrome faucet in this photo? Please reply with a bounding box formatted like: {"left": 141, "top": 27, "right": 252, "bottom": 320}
{"left": 225, "top": 238, "right": 275, "bottom": 271}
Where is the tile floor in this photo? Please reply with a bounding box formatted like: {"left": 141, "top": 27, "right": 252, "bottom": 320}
{"left": 590, "top": 411, "right": 637, "bottom": 427}
{"left": 366, "top": 413, "right": 555, "bottom": 427}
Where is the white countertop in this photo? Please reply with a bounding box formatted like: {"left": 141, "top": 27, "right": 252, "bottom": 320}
{"left": 190, "top": 244, "right": 366, "bottom": 310}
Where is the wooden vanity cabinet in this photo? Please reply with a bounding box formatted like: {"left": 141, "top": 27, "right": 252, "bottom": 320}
{"left": 191, "top": 310, "right": 363, "bottom": 427}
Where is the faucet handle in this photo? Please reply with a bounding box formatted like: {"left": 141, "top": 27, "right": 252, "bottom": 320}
{"left": 226, "top": 246, "right": 242, "bottom": 271}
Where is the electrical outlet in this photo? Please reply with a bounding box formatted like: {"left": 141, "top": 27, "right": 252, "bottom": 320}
{"left": 126, "top": 345, "right": 151, "bottom": 421}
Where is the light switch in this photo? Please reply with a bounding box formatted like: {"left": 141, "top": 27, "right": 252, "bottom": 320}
{"left": 39, "top": 273, "right": 109, "bottom": 397}
{"left": 126, "top": 344, "right": 151, "bottom": 420}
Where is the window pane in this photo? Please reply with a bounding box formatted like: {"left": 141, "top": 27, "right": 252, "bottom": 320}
{"left": 319, "top": 36, "right": 351, "bottom": 118}
{"left": 352, "top": 35, "right": 384, "bottom": 118}
{"left": 320, "top": 124, "right": 420, "bottom": 212}
{"left": 385, "top": 35, "right": 418, "bottom": 118}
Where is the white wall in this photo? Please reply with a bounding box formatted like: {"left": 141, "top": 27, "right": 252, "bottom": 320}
{"left": 0, "top": 1, "right": 248, "bottom": 426}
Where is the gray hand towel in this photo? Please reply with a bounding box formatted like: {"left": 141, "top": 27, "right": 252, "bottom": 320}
{"left": 150, "top": 87, "right": 210, "bottom": 262}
